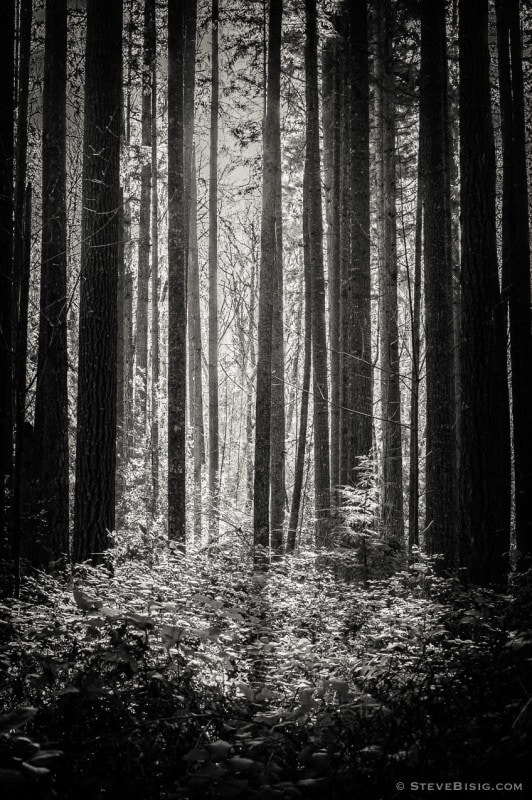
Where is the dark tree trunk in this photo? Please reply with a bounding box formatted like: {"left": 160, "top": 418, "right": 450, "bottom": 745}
{"left": 12, "top": 0, "right": 31, "bottom": 336}
{"left": 420, "top": 0, "right": 456, "bottom": 567}
{"left": 347, "top": 0, "right": 372, "bottom": 477}
{"left": 150, "top": 8, "right": 160, "bottom": 517}
{"left": 269, "top": 0, "right": 285, "bottom": 555}
{"left": 209, "top": 0, "right": 219, "bottom": 542}
{"left": 495, "top": 0, "right": 532, "bottom": 569}
{"left": 458, "top": 0, "right": 511, "bottom": 586}
{"left": 167, "top": 0, "right": 186, "bottom": 545}
{"left": 12, "top": 185, "right": 31, "bottom": 591}
{"left": 305, "top": 0, "right": 330, "bottom": 545}
{"left": 339, "top": 28, "right": 351, "bottom": 489}
{"left": 0, "top": 0, "right": 15, "bottom": 561}
{"left": 253, "top": 0, "right": 282, "bottom": 559}
{"left": 33, "top": 0, "right": 69, "bottom": 565}
{"left": 73, "top": 0, "right": 122, "bottom": 563}
{"left": 189, "top": 151, "right": 203, "bottom": 543}
{"left": 375, "top": 0, "right": 404, "bottom": 547}
{"left": 407, "top": 172, "right": 422, "bottom": 558}
{"left": 322, "top": 35, "right": 340, "bottom": 497}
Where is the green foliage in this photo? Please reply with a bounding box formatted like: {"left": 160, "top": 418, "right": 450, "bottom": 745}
{"left": 1, "top": 549, "right": 531, "bottom": 799}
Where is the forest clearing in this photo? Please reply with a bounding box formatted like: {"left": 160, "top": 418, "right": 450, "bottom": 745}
{"left": 0, "top": 0, "right": 531, "bottom": 797}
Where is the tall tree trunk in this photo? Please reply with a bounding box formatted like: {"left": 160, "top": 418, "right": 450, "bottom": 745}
{"left": 135, "top": 161, "right": 151, "bottom": 419}
{"left": 339, "top": 29, "right": 351, "bottom": 489}
{"left": 73, "top": 0, "right": 122, "bottom": 563}
{"left": 150, "top": 3, "right": 160, "bottom": 517}
{"left": 322, "top": 35, "right": 340, "bottom": 497}
{"left": 12, "top": 185, "right": 31, "bottom": 592}
{"left": 208, "top": 0, "right": 220, "bottom": 542}
{"left": 495, "top": 0, "right": 532, "bottom": 569}
{"left": 167, "top": 0, "right": 186, "bottom": 545}
{"left": 375, "top": 0, "right": 404, "bottom": 547}
{"left": 253, "top": 0, "right": 282, "bottom": 559}
{"left": 184, "top": 0, "right": 197, "bottom": 431}
{"left": 246, "top": 251, "right": 256, "bottom": 512}
{"left": 420, "top": 0, "right": 456, "bottom": 567}
{"left": 407, "top": 173, "right": 422, "bottom": 558}
{"left": 305, "top": 0, "right": 330, "bottom": 546}
{"left": 458, "top": 0, "right": 511, "bottom": 586}
{"left": 286, "top": 205, "right": 312, "bottom": 553}
{"left": 347, "top": 0, "right": 372, "bottom": 479}
{"left": 0, "top": 0, "right": 15, "bottom": 561}
{"left": 10, "top": 0, "right": 32, "bottom": 585}
{"left": 189, "top": 150, "right": 203, "bottom": 543}
{"left": 12, "top": 0, "right": 31, "bottom": 337}
{"left": 269, "top": 1, "right": 285, "bottom": 555}
{"left": 33, "top": 0, "right": 69, "bottom": 566}
{"left": 134, "top": 0, "right": 155, "bottom": 429}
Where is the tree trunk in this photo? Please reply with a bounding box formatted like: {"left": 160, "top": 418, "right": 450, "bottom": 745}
{"left": 287, "top": 205, "right": 312, "bottom": 553}
{"left": 458, "top": 0, "right": 511, "bottom": 586}
{"left": 495, "top": 0, "right": 532, "bottom": 569}
{"left": 189, "top": 150, "right": 203, "bottom": 544}
{"left": 135, "top": 0, "right": 155, "bottom": 428}
{"left": 208, "top": 0, "right": 220, "bottom": 543}
{"left": 12, "top": 186, "right": 31, "bottom": 591}
{"left": 253, "top": 0, "right": 283, "bottom": 560}
{"left": 269, "top": 0, "right": 285, "bottom": 555}
{"left": 10, "top": 0, "right": 32, "bottom": 584}
{"left": 12, "top": 0, "right": 31, "bottom": 339}
{"left": 73, "top": 0, "right": 122, "bottom": 563}
{"left": 375, "top": 0, "right": 404, "bottom": 548}
{"left": 150, "top": 6, "right": 160, "bottom": 517}
{"left": 33, "top": 0, "right": 69, "bottom": 565}
{"left": 305, "top": 0, "right": 330, "bottom": 546}
{"left": 135, "top": 161, "right": 151, "bottom": 419}
{"left": 407, "top": 171, "right": 422, "bottom": 558}
{"left": 0, "top": 0, "right": 15, "bottom": 561}
{"left": 322, "top": 35, "right": 340, "bottom": 497}
{"left": 167, "top": 0, "right": 187, "bottom": 545}
{"left": 420, "top": 0, "right": 456, "bottom": 567}
{"left": 347, "top": 0, "right": 372, "bottom": 477}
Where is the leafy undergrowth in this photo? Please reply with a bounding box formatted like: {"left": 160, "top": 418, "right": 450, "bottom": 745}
{"left": 1, "top": 545, "right": 531, "bottom": 799}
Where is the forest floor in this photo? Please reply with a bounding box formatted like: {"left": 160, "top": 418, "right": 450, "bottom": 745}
{"left": 1, "top": 539, "right": 531, "bottom": 800}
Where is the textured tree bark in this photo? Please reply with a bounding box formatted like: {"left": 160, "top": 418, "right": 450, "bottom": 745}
{"left": 150, "top": 48, "right": 160, "bottom": 518}
{"left": 253, "top": 0, "right": 283, "bottom": 561}
{"left": 189, "top": 151, "right": 203, "bottom": 544}
{"left": 12, "top": 186, "right": 31, "bottom": 591}
{"left": 209, "top": 0, "right": 220, "bottom": 543}
{"left": 12, "top": 0, "right": 31, "bottom": 337}
{"left": 33, "top": 0, "right": 69, "bottom": 565}
{"left": 74, "top": 0, "right": 122, "bottom": 563}
{"left": 339, "top": 29, "right": 351, "bottom": 489}
{"left": 495, "top": 0, "right": 532, "bottom": 569}
{"left": 135, "top": 162, "right": 151, "bottom": 419}
{"left": 322, "top": 35, "right": 340, "bottom": 497}
{"left": 459, "top": 0, "right": 511, "bottom": 586}
{"left": 167, "top": 0, "right": 187, "bottom": 545}
{"left": 375, "top": 0, "right": 404, "bottom": 548}
{"left": 347, "top": 0, "right": 372, "bottom": 477}
{"left": 407, "top": 173, "right": 422, "bottom": 559}
{"left": 268, "top": 0, "right": 285, "bottom": 555}
{"left": 0, "top": 0, "right": 15, "bottom": 561}
{"left": 135, "top": 0, "right": 155, "bottom": 428}
{"left": 305, "top": 0, "right": 330, "bottom": 546}
{"left": 287, "top": 205, "right": 312, "bottom": 554}
{"left": 420, "top": 0, "right": 456, "bottom": 568}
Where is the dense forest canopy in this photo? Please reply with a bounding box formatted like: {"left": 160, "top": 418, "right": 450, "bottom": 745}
{"left": 0, "top": 0, "right": 531, "bottom": 798}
